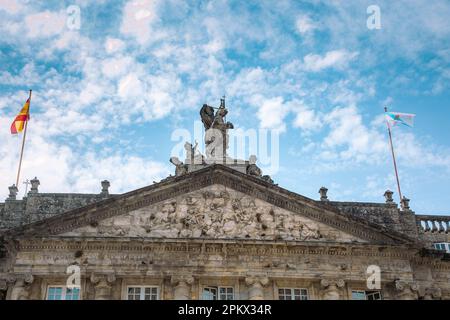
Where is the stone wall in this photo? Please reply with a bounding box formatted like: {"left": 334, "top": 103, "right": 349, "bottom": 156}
{"left": 0, "top": 179, "right": 113, "bottom": 231}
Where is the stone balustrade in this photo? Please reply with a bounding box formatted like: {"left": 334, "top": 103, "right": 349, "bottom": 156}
{"left": 416, "top": 215, "right": 450, "bottom": 233}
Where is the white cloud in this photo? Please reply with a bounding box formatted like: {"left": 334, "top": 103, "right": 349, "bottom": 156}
{"left": 101, "top": 56, "right": 134, "bottom": 79}
{"left": 105, "top": 37, "right": 126, "bottom": 54}
{"left": 0, "top": 114, "right": 170, "bottom": 200}
{"left": 295, "top": 15, "right": 316, "bottom": 34}
{"left": 0, "top": 0, "right": 24, "bottom": 14}
{"left": 256, "top": 97, "right": 289, "bottom": 132}
{"left": 70, "top": 154, "right": 171, "bottom": 194}
{"left": 322, "top": 105, "right": 386, "bottom": 162}
{"left": 118, "top": 73, "right": 145, "bottom": 99}
{"left": 120, "top": 0, "right": 161, "bottom": 44}
{"left": 25, "top": 10, "right": 66, "bottom": 38}
{"left": 303, "top": 50, "right": 359, "bottom": 72}
{"left": 293, "top": 106, "right": 322, "bottom": 132}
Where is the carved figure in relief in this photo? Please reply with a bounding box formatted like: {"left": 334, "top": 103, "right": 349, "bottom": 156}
{"left": 73, "top": 187, "right": 326, "bottom": 241}
{"left": 300, "top": 222, "right": 321, "bottom": 240}
{"left": 258, "top": 208, "right": 276, "bottom": 238}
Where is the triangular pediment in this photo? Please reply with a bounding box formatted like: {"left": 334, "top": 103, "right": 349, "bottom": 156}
{"left": 61, "top": 184, "right": 366, "bottom": 243}
{"left": 6, "top": 165, "right": 415, "bottom": 245}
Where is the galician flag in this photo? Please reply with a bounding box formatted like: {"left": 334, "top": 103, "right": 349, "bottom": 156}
{"left": 385, "top": 111, "right": 415, "bottom": 128}
{"left": 10, "top": 96, "right": 31, "bottom": 134}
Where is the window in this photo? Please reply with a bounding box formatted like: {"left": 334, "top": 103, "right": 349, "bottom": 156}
{"left": 278, "top": 288, "right": 308, "bottom": 300}
{"left": 433, "top": 243, "right": 450, "bottom": 253}
{"left": 47, "top": 286, "right": 80, "bottom": 300}
{"left": 201, "top": 287, "right": 234, "bottom": 300}
{"left": 351, "top": 290, "right": 382, "bottom": 300}
{"left": 127, "top": 286, "right": 159, "bottom": 300}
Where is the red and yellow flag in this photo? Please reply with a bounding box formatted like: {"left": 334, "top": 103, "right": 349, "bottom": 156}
{"left": 10, "top": 96, "right": 31, "bottom": 134}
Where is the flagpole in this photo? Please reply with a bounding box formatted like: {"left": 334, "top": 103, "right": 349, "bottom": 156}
{"left": 15, "top": 89, "right": 32, "bottom": 188}
{"left": 384, "top": 106, "right": 403, "bottom": 206}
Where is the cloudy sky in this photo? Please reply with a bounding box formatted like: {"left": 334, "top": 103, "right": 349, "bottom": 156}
{"left": 0, "top": 0, "right": 449, "bottom": 214}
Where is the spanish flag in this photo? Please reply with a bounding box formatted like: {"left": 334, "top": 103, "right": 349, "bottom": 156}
{"left": 10, "top": 93, "right": 31, "bottom": 134}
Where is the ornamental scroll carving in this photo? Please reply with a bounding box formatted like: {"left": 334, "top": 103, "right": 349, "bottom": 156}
{"left": 394, "top": 280, "right": 419, "bottom": 300}
{"left": 64, "top": 186, "right": 330, "bottom": 241}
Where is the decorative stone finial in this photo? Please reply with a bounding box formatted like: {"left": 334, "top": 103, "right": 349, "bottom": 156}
{"left": 29, "top": 177, "right": 40, "bottom": 194}
{"left": 8, "top": 184, "right": 18, "bottom": 200}
{"left": 401, "top": 196, "right": 410, "bottom": 211}
{"left": 319, "top": 187, "right": 329, "bottom": 201}
{"left": 383, "top": 190, "right": 394, "bottom": 204}
{"left": 101, "top": 180, "right": 110, "bottom": 195}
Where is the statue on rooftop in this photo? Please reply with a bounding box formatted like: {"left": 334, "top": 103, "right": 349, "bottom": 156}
{"left": 200, "top": 104, "right": 215, "bottom": 130}
{"left": 170, "top": 157, "right": 188, "bottom": 176}
{"left": 201, "top": 97, "right": 234, "bottom": 161}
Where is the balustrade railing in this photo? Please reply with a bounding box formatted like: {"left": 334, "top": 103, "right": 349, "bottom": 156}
{"left": 416, "top": 215, "right": 450, "bottom": 233}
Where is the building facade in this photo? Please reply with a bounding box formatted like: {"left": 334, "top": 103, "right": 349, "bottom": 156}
{"left": 0, "top": 102, "right": 449, "bottom": 300}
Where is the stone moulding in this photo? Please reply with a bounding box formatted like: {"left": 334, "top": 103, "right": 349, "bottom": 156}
{"left": 14, "top": 237, "right": 421, "bottom": 260}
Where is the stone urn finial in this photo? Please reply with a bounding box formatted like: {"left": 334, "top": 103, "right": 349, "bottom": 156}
{"left": 29, "top": 177, "right": 40, "bottom": 194}
{"left": 383, "top": 190, "right": 394, "bottom": 204}
{"left": 319, "top": 187, "right": 329, "bottom": 201}
{"left": 401, "top": 196, "right": 410, "bottom": 211}
{"left": 101, "top": 180, "right": 110, "bottom": 195}
{"left": 8, "top": 184, "right": 18, "bottom": 200}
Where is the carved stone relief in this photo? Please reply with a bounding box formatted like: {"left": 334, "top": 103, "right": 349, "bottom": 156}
{"left": 62, "top": 185, "right": 365, "bottom": 243}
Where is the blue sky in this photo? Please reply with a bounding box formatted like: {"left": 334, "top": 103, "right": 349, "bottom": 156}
{"left": 0, "top": 0, "right": 450, "bottom": 215}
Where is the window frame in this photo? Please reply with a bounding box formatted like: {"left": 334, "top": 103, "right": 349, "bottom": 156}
{"left": 46, "top": 286, "right": 81, "bottom": 300}
{"left": 201, "top": 286, "right": 234, "bottom": 300}
{"left": 433, "top": 242, "right": 450, "bottom": 253}
{"left": 278, "top": 288, "right": 309, "bottom": 300}
{"left": 126, "top": 286, "right": 159, "bottom": 300}
{"left": 351, "top": 289, "right": 383, "bottom": 300}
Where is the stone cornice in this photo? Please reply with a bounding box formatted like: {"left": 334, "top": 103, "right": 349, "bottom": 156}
{"left": 13, "top": 237, "right": 422, "bottom": 260}
{"left": 3, "top": 165, "right": 418, "bottom": 246}
{"left": 13, "top": 237, "right": 449, "bottom": 269}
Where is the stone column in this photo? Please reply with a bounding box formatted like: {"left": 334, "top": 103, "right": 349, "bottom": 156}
{"left": 90, "top": 273, "right": 116, "bottom": 300}
{"left": 320, "top": 279, "right": 345, "bottom": 300}
{"left": 394, "top": 280, "right": 419, "bottom": 300}
{"left": 9, "top": 274, "right": 33, "bottom": 300}
{"left": 245, "top": 276, "right": 269, "bottom": 300}
{"left": 171, "top": 275, "right": 194, "bottom": 300}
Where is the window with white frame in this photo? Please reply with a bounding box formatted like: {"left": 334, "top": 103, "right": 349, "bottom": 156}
{"left": 127, "top": 286, "right": 159, "bottom": 300}
{"left": 47, "top": 286, "right": 80, "bottom": 300}
{"left": 433, "top": 243, "right": 450, "bottom": 253}
{"left": 351, "top": 290, "right": 382, "bottom": 300}
{"left": 278, "top": 288, "right": 308, "bottom": 300}
{"left": 201, "top": 286, "right": 234, "bottom": 300}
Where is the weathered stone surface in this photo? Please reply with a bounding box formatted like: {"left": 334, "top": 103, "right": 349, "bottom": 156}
{"left": 61, "top": 185, "right": 364, "bottom": 243}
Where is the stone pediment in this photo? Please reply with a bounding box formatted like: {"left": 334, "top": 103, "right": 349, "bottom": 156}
{"left": 61, "top": 184, "right": 365, "bottom": 243}
{"left": 4, "top": 165, "right": 415, "bottom": 245}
